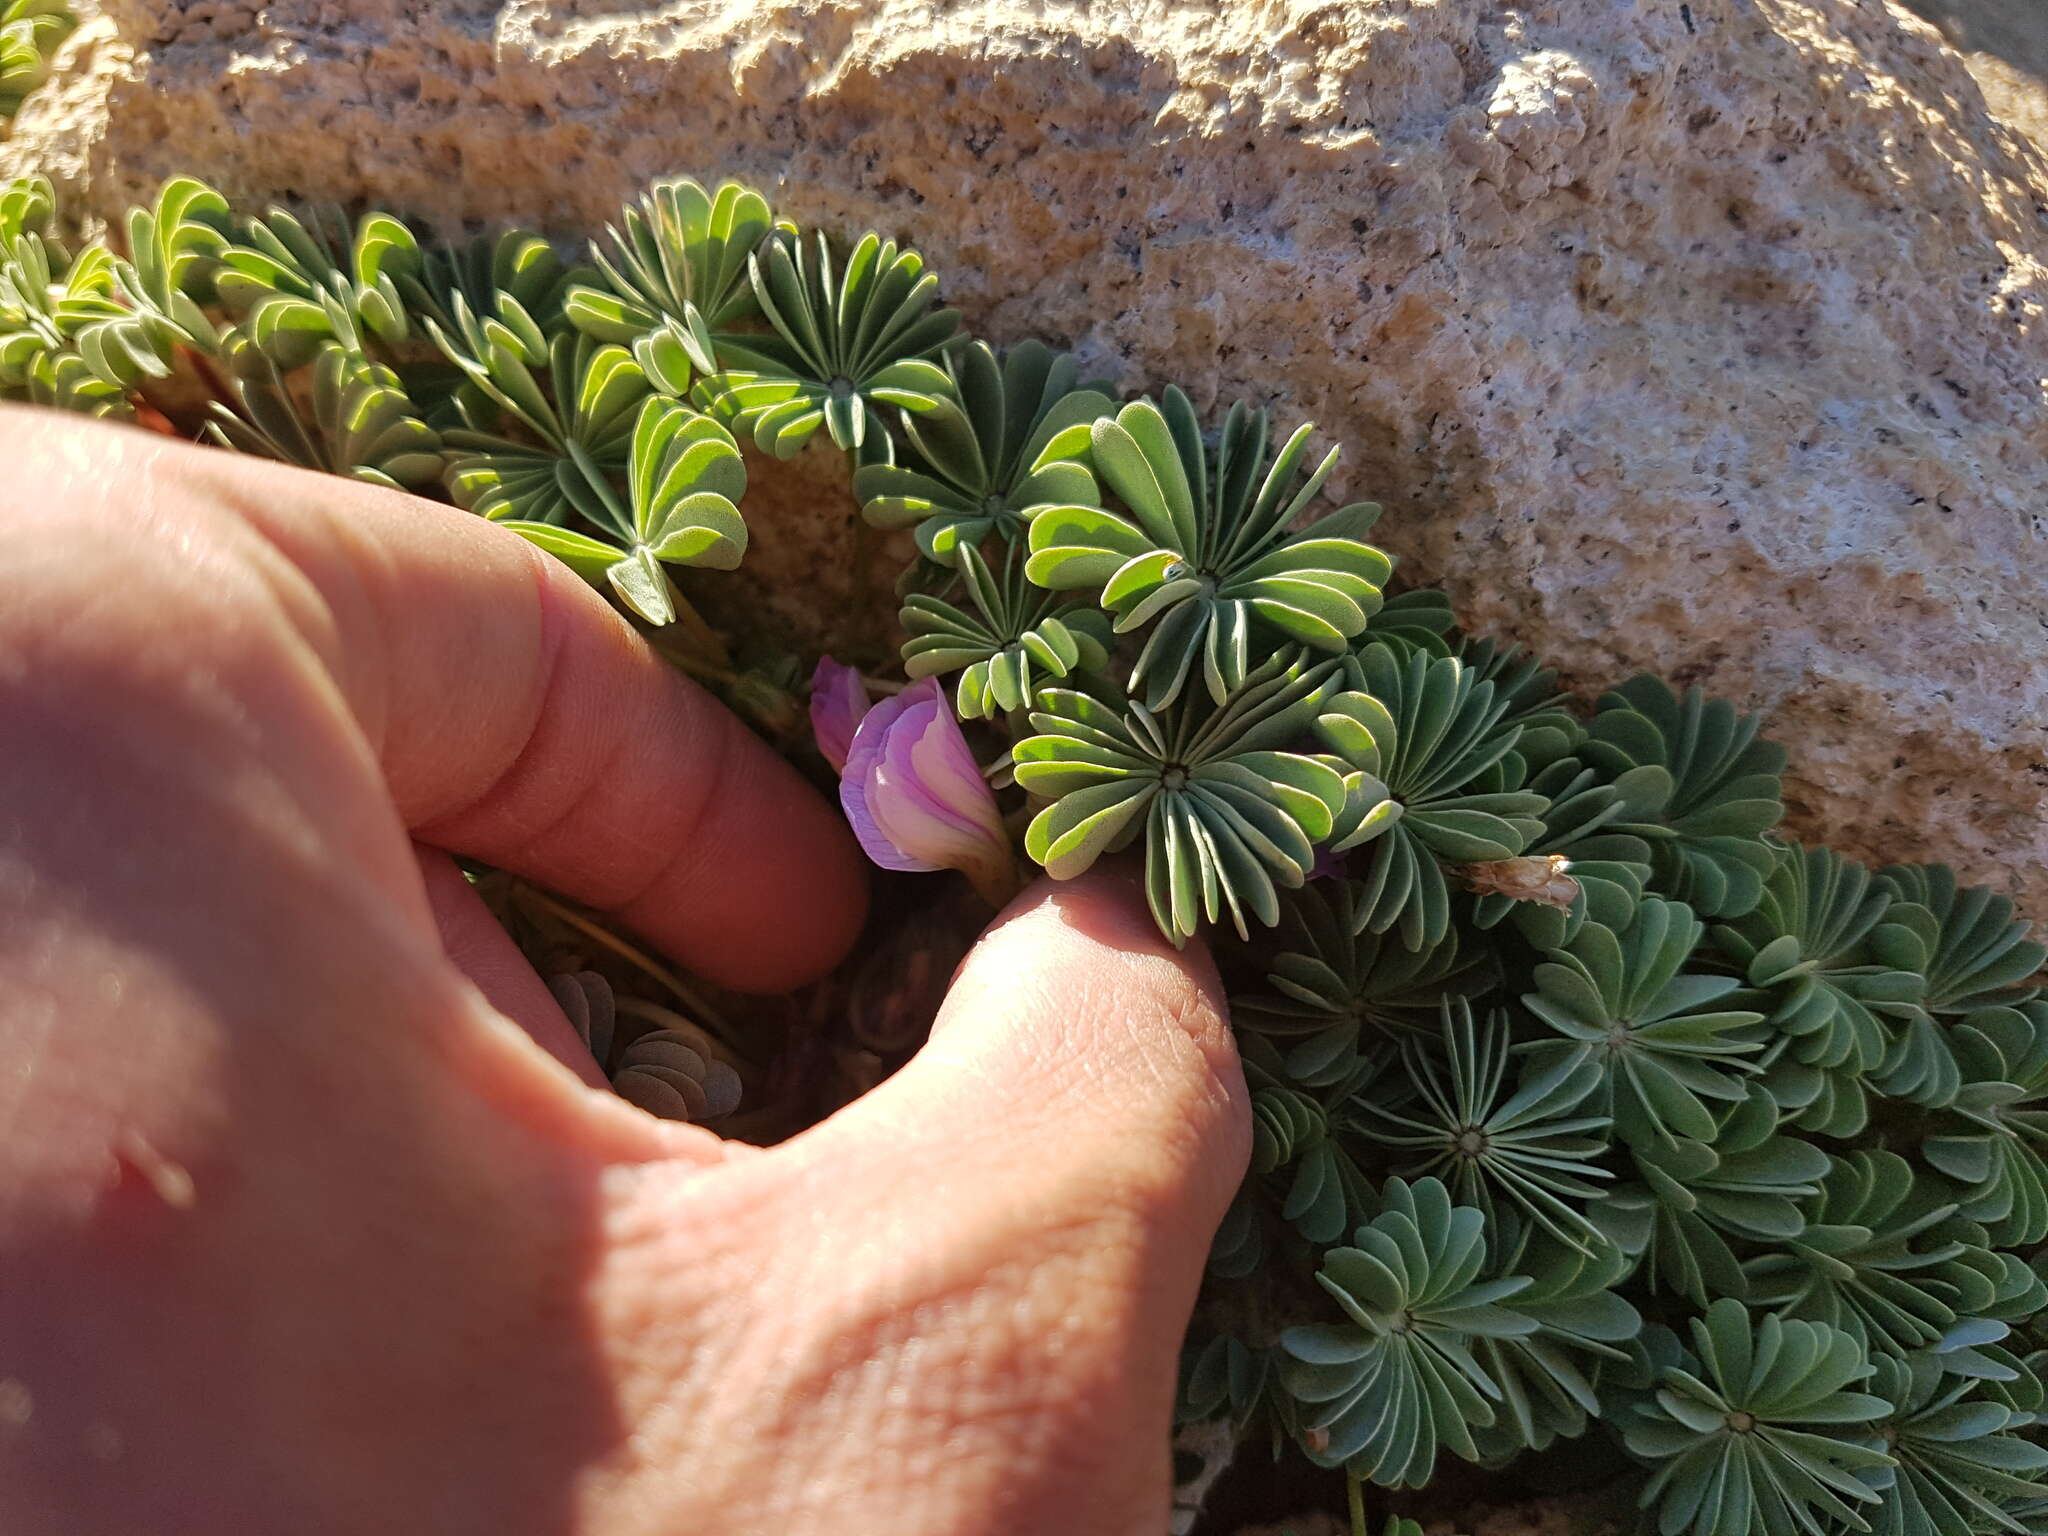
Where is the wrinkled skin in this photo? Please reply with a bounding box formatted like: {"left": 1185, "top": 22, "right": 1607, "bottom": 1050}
{"left": 0, "top": 409, "right": 1249, "bottom": 1535}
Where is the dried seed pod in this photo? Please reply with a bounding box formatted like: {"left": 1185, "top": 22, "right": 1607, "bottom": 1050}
{"left": 1460, "top": 853, "right": 1580, "bottom": 912}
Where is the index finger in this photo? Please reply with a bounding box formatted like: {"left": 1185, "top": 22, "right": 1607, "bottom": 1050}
{"left": 20, "top": 409, "right": 866, "bottom": 993}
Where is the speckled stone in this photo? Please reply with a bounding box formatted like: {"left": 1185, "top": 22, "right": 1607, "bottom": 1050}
{"left": 8, "top": 0, "right": 2047, "bottom": 914}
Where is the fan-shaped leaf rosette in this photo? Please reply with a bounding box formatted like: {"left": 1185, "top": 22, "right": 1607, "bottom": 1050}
{"left": 401, "top": 228, "right": 584, "bottom": 348}
{"left": 207, "top": 337, "right": 444, "bottom": 491}
{"left": 1314, "top": 643, "right": 1550, "bottom": 952}
{"left": 1364, "top": 587, "right": 1459, "bottom": 658}
{"left": 1279, "top": 1178, "right": 1540, "bottom": 1487}
{"left": 498, "top": 395, "right": 748, "bottom": 628}
{"left": 1014, "top": 653, "right": 1346, "bottom": 944}
{"left": 0, "top": 184, "right": 129, "bottom": 402}
{"left": 1025, "top": 388, "right": 1391, "bottom": 708}
{"left": 1581, "top": 677, "right": 1787, "bottom": 920}
{"left": 211, "top": 203, "right": 423, "bottom": 368}
{"left": 68, "top": 177, "right": 232, "bottom": 394}
{"left": 1460, "top": 636, "right": 1585, "bottom": 764}
{"left": 855, "top": 339, "right": 1113, "bottom": 566}
{"left": 1597, "top": 1086, "right": 1829, "bottom": 1305}
{"left": 1470, "top": 753, "right": 1654, "bottom": 949}
{"left": 1718, "top": 845, "right": 1937, "bottom": 1132}
{"left": 566, "top": 177, "right": 776, "bottom": 392}
{"left": 899, "top": 542, "right": 1112, "bottom": 720}
{"left": 1863, "top": 1353, "right": 2048, "bottom": 1536}
{"left": 1354, "top": 1000, "right": 1613, "bottom": 1252}
{"left": 1180, "top": 1334, "right": 1296, "bottom": 1442}
{"left": 1469, "top": 1225, "right": 1643, "bottom": 1459}
{"left": 1619, "top": 1300, "right": 1894, "bottom": 1536}
{"left": 705, "top": 227, "right": 960, "bottom": 457}
{"left": 1742, "top": 1151, "right": 1971, "bottom": 1359}
{"left": 0, "top": 172, "right": 51, "bottom": 244}
{"left": 0, "top": 0, "right": 73, "bottom": 118}
{"left": 1242, "top": 1082, "right": 1375, "bottom": 1245}
{"left": 1876, "top": 865, "right": 2045, "bottom": 1019}
{"left": 1522, "top": 897, "right": 1767, "bottom": 1151}
{"left": 1231, "top": 878, "right": 1497, "bottom": 1086}
{"left": 436, "top": 317, "right": 656, "bottom": 531}
{"left": 1924, "top": 1002, "right": 2048, "bottom": 1246}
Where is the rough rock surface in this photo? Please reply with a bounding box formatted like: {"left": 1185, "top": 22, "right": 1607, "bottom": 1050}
{"left": 7, "top": 0, "right": 2047, "bottom": 915}
{"left": 1898, "top": 0, "right": 2048, "bottom": 145}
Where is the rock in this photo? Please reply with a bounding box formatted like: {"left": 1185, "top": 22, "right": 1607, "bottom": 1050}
{"left": 1896, "top": 0, "right": 2048, "bottom": 145}
{"left": 7, "top": 0, "right": 2047, "bottom": 916}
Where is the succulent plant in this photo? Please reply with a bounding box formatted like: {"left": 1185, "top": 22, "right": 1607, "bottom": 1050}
{"left": 1581, "top": 678, "right": 1787, "bottom": 920}
{"left": 17, "top": 167, "right": 2048, "bottom": 1536}
{"left": 1863, "top": 1352, "right": 2048, "bottom": 1536}
{"left": 705, "top": 227, "right": 960, "bottom": 456}
{"left": 1366, "top": 587, "right": 1459, "bottom": 656}
{"left": 898, "top": 542, "right": 1112, "bottom": 719}
{"left": 1244, "top": 1081, "right": 1376, "bottom": 1244}
{"left": 1878, "top": 865, "right": 2045, "bottom": 1019}
{"left": 210, "top": 203, "right": 419, "bottom": 367}
{"left": 1618, "top": 1300, "right": 1894, "bottom": 1536}
{"left": 1014, "top": 652, "right": 1346, "bottom": 943}
{"left": 1523, "top": 898, "right": 1768, "bottom": 1150}
{"left": 1460, "top": 636, "right": 1584, "bottom": 761}
{"left": 855, "top": 338, "right": 1111, "bottom": 565}
{"left": 0, "top": 0, "right": 72, "bottom": 119}
{"left": 1025, "top": 388, "right": 1391, "bottom": 707}
{"left": 1313, "top": 643, "right": 1549, "bottom": 951}
{"left": 566, "top": 177, "right": 776, "bottom": 393}
{"left": 1599, "top": 1085, "right": 1830, "bottom": 1304}
{"left": 1231, "top": 879, "right": 1496, "bottom": 1085}
{"left": 1354, "top": 1000, "right": 1613, "bottom": 1251}
{"left": 0, "top": 179, "right": 126, "bottom": 395}
{"left": 1468, "top": 752, "right": 1653, "bottom": 949}
{"left": 516, "top": 392, "right": 746, "bottom": 626}
{"left": 1280, "top": 1178, "right": 1542, "bottom": 1487}
{"left": 1717, "top": 844, "right": 1934, "bottom": 1134}
{"left": 1924, "top": 1002, "right": 2048, "bottom": 1246}
{"left": 549, "top": 971, "right": 741, "bottom": 1123}
{"left": 80, "top": 176, "right": 235, "bottom": 390}
{"left": 1469, "top": 1224, "right": 1642, "bottom": 1458}
{"left": 207, "top": 336, "right": 444, "bottom": 489}
{"left": 1742, "top": 1150, "right": 1971, "bottom": 1359}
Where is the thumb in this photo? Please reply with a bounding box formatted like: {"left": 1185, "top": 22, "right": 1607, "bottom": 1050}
{"left": 659, "top": 874, "right": 1251, "bottom": 1536}
{"left": 802, "top": 868, "right": 1252, "bottom": 1282}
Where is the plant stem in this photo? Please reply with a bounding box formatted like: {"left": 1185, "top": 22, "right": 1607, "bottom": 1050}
{"left": 512, "top": 884, "right": 742, "bottom": 1052}
{"left": 966, "top": 850, "right": 1025, "bottom": 913}
{"left": 1348, "top": 1471, "right": 1366, "bottom": 1536}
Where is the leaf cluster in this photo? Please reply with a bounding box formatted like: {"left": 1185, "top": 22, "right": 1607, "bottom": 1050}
{"left": 12, "top": 166, "right": 2048, "bottom": 1536}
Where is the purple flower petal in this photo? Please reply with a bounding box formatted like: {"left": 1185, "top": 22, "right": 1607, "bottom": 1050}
{"left": 839, "top": 678, "right": 1012, "bottom": 890}
{"left": 810, "top": 655, "right": 870, "bottom": 773}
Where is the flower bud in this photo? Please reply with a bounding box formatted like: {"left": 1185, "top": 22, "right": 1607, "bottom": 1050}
{"left": 809, "top": 655, "right": 870, "bottom": 772}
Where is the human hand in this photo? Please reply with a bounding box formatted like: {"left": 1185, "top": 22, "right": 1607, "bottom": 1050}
{"left": 0, "top": 409, "right": 1250, "bottom": 1536}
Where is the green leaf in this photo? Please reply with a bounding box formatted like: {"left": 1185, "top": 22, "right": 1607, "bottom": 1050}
{"left": 705, "top": 225, "right": 960, "bottom": 458}
{"left": 1021, "top": 387, "right": 1391, "bottom": 707}
{"left": 1618, "top": 1302, "right": 1893, "bottom": 1536}
{"left": 1582, "top": 678, "right": 1787, "bottom": 919}
{"left": 1017, "top": 653, "right": 1343, "bottom": 944}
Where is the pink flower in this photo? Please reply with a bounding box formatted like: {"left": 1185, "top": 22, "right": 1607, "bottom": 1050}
{"left": 839, "top": 677, "right": 1016, "bottom": 903}
{"left": 810, "top": 656, "right": 870, "bottom": 773}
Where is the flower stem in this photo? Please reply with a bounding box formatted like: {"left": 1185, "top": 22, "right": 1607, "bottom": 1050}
{"left": 965, "top": 851, "right": 1026, "bottom": 913}
{"left": 1347, "top": 1471, "right": 1366, "bottom": 1536}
